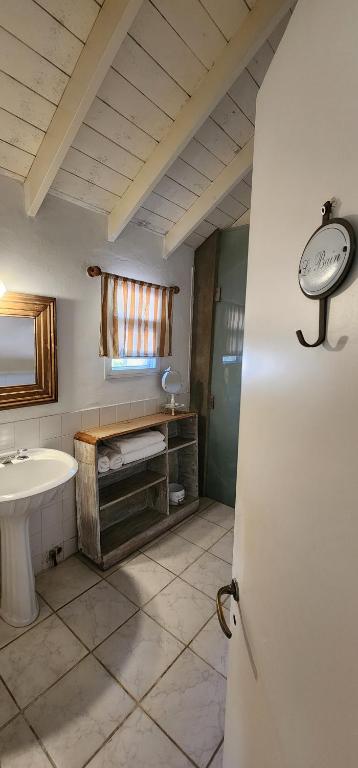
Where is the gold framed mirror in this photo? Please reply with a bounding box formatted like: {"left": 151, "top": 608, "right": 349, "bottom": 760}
{"left": 0, "top": 292, "right": 57, "bottom": 410}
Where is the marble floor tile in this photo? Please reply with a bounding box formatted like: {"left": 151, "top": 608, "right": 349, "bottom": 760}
{"left": 209, "top": 530, "right": 234, "bottom": 564}
{"left": 107, "top": 553, "right": 175, "bottom": 606}
{"left": 26, "top": 655, "right": 134, "bottom": 768}
{"left": 76, "top": 551, "right": 136, "bottom": 578}
{"left": 36, "top": 556, "right": 100, "bottom": 610}
{"left": 143, "top": 648, "right": 226, "bottom": 768}
{"left": 58, "top": 580, "right": 137, "bottom": 649}
{"left": 175, "top": 516, "right": 225, "bottom": 549}
{"left": 200, "top": 502, "right": 235, "bottom": 530}
{"left": 0, "top": 597, "right": 52, "bottom": 650}
{"left": 190, "top": 609, "right": 230, "bottom": 677}
{"left": 144, "top": 578, "right": 215, "bottom": 644}
{"left": 0, "top": 678, "right": 18, "bottom": 728}
{"left": 0, "top": 614, "right": 86, "bottom": 707}
{"left": 181, "top": 551, "right": 232, "bottom": 600}
{"left": 209, "top": 743, "right": 224, "bottom": 768}
{"left": 143, "top": 532, "right": 203, "bottom": 575}
{"left": 198, "top": 496, "right": 215, "bottom": 512}
{"left": 0, "top": 715, "right": 52, "bottom": 768}
{"left": 95, "top": 611, "right": 183, "bottom": 700}
{"left": 87, "top": 707, "right": 192, "bottom": 768}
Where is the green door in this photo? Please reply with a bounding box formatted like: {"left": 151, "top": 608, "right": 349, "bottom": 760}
{"left": 206, "top": 226, "right": 249, "bottom": 507}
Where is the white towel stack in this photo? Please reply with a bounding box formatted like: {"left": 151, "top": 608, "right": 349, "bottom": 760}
{"left": 97, "top": 446, "right": 124, "bottom": 474}
{"left": 98, "top": 430, "right": 165, "bottom": 474}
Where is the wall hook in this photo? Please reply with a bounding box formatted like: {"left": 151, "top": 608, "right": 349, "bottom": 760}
{"left": 296, "top": 297, "right": 327, "bottom": 347}
{"left": 296, "top": 200, "right": 355, "bottom": 348}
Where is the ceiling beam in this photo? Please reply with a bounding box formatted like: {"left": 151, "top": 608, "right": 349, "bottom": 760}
{"left": 24, "top": 0, "right": 143, "bottom": 217}
{"left": 232, "top": 208, "right": 251, "bottom": 228}
{"left": 107, "top": 0, "right": 291, "bottom": 242}
{"left": 163, "top": 138, "right": 254, "bottom": 258}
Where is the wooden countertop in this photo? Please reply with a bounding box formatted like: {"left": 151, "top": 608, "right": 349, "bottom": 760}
{"left": 74, "top": 411, "right": 196, "bottom": 445}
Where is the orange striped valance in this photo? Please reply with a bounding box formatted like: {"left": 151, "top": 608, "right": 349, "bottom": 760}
{"left": 100, "top": 274, "right": 174, "bottom": 358}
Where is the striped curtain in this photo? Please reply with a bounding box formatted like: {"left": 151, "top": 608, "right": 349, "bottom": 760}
{"left": 100, "top": 274, "right": 174, "bottom": 358}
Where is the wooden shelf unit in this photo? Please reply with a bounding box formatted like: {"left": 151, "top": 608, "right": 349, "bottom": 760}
{"left": 75, "top": 412, "right": 198, "bottom": 569}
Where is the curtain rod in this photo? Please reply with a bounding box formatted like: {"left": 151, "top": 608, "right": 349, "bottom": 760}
{"left": 87, "top": 266, "right": 180, "bottom": 294}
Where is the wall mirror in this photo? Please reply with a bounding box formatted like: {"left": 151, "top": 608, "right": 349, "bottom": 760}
{"left": 0, "top": 293, "right": 57, "bottom": 410}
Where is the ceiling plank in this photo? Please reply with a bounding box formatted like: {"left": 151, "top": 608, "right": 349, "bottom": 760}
{"left": 108, "top": 0, "right": 291, "bottom": 242}
{"left": 163, "top": 138, "right": 253, "bottom": 258}
{"left": 232, "top": 208, "right": 251, "bottom": 228}
{"left": 24, "top": 0, "right": 143, "bottom": 217}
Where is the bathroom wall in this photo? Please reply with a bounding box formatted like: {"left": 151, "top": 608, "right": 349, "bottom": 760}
{"left": 0, "top": 175, "right": 194, "bottom": 572}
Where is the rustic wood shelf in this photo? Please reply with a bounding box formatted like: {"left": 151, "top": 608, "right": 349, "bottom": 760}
{"left": 101, "top": 507, "right": 167, "bottom": 554}
{"left": 75, "top": 412, "right": 199, "bottom": 570}
{"left": 167, "top": 436, "right": 197, "bottom": 453}
{"left": 99, "top": 470, "right": 166, "bottom": 510}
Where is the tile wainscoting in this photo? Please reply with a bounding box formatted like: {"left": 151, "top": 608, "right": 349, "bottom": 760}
{"left": 0, "top": 396, "right": 189, "bottom": 575}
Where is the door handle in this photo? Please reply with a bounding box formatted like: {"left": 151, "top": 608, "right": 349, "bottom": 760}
{"left": 216, "top": 578, "right": 239, "bottom": 639}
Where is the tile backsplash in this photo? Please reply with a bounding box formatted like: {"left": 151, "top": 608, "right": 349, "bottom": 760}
{"left": 0, "top": 395, "right": 190, "bottom": 575}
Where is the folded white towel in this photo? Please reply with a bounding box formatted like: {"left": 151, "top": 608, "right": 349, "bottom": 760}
{"left": 105, "top": 430, "right": 165, "bottom": 456}
{"left": 122, "top": 441, "right": 165, "bottom": 465}
{"left": 98, "top": 455, "right": 110, "bottom": 474}
{"left": 98, "top": 446, "right": 123, "bottom": 471}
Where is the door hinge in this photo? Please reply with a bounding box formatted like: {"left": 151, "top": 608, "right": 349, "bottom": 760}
{"left": 214, "top": 285, "right": 221, "bottom": 302}
{"left": 210, "top": 394, "right": 215, "bottom": 409}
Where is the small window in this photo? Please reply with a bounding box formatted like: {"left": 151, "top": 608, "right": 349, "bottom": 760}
{"left": 105, "top": 357, "right": 159, "bottom": 378}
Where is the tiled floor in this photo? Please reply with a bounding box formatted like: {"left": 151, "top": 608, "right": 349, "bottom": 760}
{"left": 0, "top": 499, "right": 234, "bottom": 768}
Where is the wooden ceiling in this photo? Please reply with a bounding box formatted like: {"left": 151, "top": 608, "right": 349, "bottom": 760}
{"left": 0, "top": 0, "right": 295, "bottom": 255}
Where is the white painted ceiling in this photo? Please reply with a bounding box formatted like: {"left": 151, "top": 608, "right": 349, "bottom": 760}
{"left": 0, "top": 0, "right": 295, "bottom": 253}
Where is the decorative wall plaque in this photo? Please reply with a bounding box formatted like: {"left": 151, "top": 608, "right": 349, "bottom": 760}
{"left": 296, "top": 201, "right": 356, "bottom": 347}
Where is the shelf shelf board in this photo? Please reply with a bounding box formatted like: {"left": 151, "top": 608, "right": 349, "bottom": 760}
{"left": 167, "top": 436, "right": 197, "bottom": 453}
{"left": 99, "top": 470, "right": 166, "bottom": 510}
{"left": 101, "top": 506, "right": 167, "bottom": 554}
{"left": 169, "top": 495, "right": 199, "bottom": 515}
{"left": 98, "top": 448, "right": 166, "bottom": 480}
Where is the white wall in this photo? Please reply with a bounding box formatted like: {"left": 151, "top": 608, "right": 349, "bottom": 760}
{"left": 224, "top": 1, "right": 358, "bottom": 766}
{"left": 0, "top": 175, "right": 193, "bottom": 572}
{"left": 0, "top": 175, "right": 193, "bottom": 422}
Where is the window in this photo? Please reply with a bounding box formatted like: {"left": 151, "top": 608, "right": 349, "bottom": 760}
{"left": 105, "top": 357, "right": 159, "bottom": 379}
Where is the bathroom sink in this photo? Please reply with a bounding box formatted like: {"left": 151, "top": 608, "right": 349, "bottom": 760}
{"left": 0, "top": 448, "right": 78, "bottom": 627}
{"left": 0, "top": 448, "right": 77, "bottom": 503}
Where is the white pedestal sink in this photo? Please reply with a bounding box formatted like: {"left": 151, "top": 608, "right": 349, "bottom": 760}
{"left": 0, "top": 449, "right": 78, "bottom": 627}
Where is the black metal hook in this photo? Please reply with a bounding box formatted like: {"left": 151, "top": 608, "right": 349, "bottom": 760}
{"left": 296, "top": 297, "right": 327, "bottom": 347}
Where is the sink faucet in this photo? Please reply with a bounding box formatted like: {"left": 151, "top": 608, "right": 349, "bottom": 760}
{"left": 0, "top": 448, "right": 29, "bottom": 465}
{"left": 0, "top": 455, "right": 13, "bottom": 465}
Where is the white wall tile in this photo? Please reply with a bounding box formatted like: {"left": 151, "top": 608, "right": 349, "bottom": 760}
{"left": 63, "top": 537, "right": 78, "bottom": 559}
{"left": 33, "top": 554, "right": 43, "bottom": 575}
{"left": 40, "top": 415, "right": 62, "bottom": 441}
{"left": 41, "top": 436, "right": 61, "bottom": 450}
{"left": 61, "top": 411, "right": 82, "bottom": 437}
{"left": 63, "top": 514, "right": 77, "bottom": 541}
{"left": 41, "top": 501, "right": 63, "bottom": 552}
{"left": 100, "top": 405, "right": 117, "bottom": 426}
{"left": 30, "top": 532, "right": 42, "bottom": 557}
{"left": 144, "top": 398, "right": 159, "bottom": 416}
{"left": 29, "top": 507, "right": 42, "bottom": 537}
{"left": 0, "top": 423, "right": 14, "bottom": 452}
{"left": 130, "top": 400, "right": 145, "bottom": 419}
{"left": 14, "top": 418, "right": 40, "bottom": 449}
{"left": 116, "top": 402, "right": 131, "bottom": 422}
{"left": 61, "top": 436, "right": 74, "bottom": 456}
{"left": 81, "top": 408, "right": 100, "bottom": 428}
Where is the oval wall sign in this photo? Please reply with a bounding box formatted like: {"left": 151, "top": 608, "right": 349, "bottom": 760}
{"left": 296, "top": 201, "right": 356, "bottom": 347}
{"left": 299, "top": 220, "right": 355, "bottom": 299}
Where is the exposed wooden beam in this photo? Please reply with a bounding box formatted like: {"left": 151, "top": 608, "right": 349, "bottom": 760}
{"left": 232, "top": 208, "right": 251, "bottom": 228}
{"left": 24, "top": 0, "right": 143, "bottom": 217}
{"left": 163, "top": 139, "right": 254, "bottom": 258}
{"left": 107, "top": 0, "right": 291, "bottom": 242}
